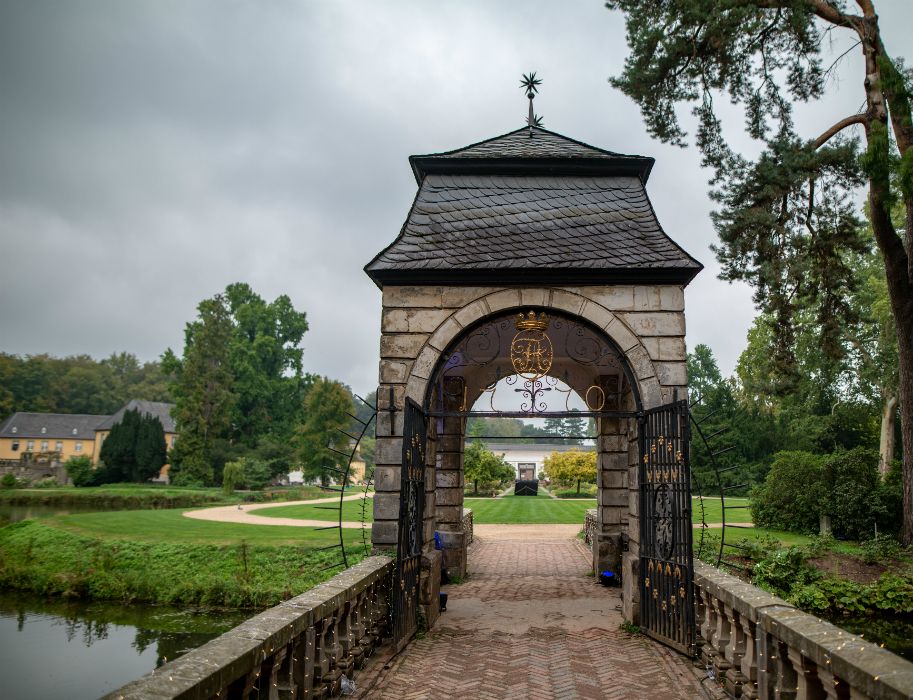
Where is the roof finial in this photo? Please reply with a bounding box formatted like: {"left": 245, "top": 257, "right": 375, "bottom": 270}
{"left": 520, "top": 72, "right": 543, "bottom": 137}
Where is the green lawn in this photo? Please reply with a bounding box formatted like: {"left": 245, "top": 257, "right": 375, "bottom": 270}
{"left": 255, "top": 494, "right": 754, "bottom": 527}
{"left": 258, "top": 499, "right": 375, "bottom": 523}
{"left": 466, "top": 495, "right": 596, "bottom": 524}
{"left": 46, "top": 508, "right": 366, "bottom": 546}
{"left": 692, "top": 496, "right": 750, "bottom": 524}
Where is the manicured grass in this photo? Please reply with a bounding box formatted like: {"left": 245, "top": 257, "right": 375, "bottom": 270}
{"left": 692, "top": 496, "right": 750, "bottom": 525}
{"left": 259, "top": 499, "right": 374, "bottom": 523}
{"left": 465, "top": 496, "right": 596, "bottom": 524}
{"left": 0, "top": 484, "right": 231, "bottom": 509}
{"left": 44, "top": 508, "right": 366, "bottom": 546}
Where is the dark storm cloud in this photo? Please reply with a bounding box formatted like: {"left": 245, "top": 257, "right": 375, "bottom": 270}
{"left": 1, "top": 0, "right": 910, "bottom": 393}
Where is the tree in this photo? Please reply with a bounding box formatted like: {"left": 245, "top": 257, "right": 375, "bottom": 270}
{"left": 607, "top": 0, "right": 913, "bottom": 543}
{"left": 544, "top": 449, "right": 597, "bottom": 495}
{"left": 221, "top": 283, "right": 310, "bottom": 447}
{"left": 99, "top": 408, "right": 142, "bottom": 480}
{"left": 295, "top": 377, "right": 353, "bottom": 485}
{"left": 463, "top": 441, "right": 515, "bottom": 495}
{"left": 98, "top": 409, "right": 167, "bottom": 483}
{"left": 222, "top": 459, "right": 245, "bottom": 494}
{"left": 163, "top": 295, "right": 236, "bottom": 485}
{"left": 134, "top": 414, "right": 167, "bottom": 482}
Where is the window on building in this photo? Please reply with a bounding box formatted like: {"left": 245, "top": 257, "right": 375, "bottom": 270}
{"left": 11, "top": 427, "right": 17, "bottom": 434}
{"left": 72, "top": 428, "right": 78, "bottom": 435}
{"left": 55, "top": 441, "right": 63, "bottom": 452}
{"left": 41, "top": 427, "right": 47, "bottom": 434}
{"left": 26, "top": 440, "right": 34, "bottom": 451}
{"left": 11, "top": 440, "right": 19, "bottom": 451}
{"left": 171, "top": 436, "right": 176, "bottom": 448}
{"left": 40, "top": 441, "right": 49, "bottom": 451}
{"left": 75, "top": 442, "right": 83, "bottom": 453}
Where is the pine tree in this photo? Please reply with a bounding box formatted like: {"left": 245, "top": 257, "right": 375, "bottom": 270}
{"left": 135, "top": 414, "right": 167, "bottom": 482}
{"left": 99, "top": 408, "right": 141, "bottom": 482}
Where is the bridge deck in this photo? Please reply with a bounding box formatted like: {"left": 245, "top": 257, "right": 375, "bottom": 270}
{"left": 354, "top": 529, "right": 706, "bottom": 699}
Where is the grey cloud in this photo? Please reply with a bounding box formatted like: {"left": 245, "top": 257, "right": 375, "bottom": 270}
{"left": 1, "top": 0, "right": 910, "bottom": 393}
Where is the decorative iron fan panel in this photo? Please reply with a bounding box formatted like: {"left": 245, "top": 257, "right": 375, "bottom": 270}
{"left": 393, "top": 398, "right": 427, "bottom": 650}
{"left": 638, "top": 400, "right": 695, "bottom": 655}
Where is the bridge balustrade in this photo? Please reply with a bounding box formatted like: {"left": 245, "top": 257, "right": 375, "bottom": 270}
{"left": 104, "top": 556, "right": 392, "bottom": 700}
{"left": 694, "top": 560, "right": 913, "bottom": 699}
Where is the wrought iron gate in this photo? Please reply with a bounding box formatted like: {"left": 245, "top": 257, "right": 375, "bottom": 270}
{"left": 393, "top": 398, "right": 427, "bottom": 650}
{"left": 638, "top": 399, "right": 695, "bottom": 655}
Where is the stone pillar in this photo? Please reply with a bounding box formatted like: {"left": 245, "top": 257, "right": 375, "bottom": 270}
{"left": 434, "top": 377, "right": 467, "bottom": 578}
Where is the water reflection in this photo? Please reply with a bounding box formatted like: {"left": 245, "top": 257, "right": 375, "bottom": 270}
{"left": 0, "top": 591, "right": 251, "bottom": 700}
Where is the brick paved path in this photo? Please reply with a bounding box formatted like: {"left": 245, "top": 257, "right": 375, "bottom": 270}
{"left": 354, "top": 531, "right": 705, "bottom": 699}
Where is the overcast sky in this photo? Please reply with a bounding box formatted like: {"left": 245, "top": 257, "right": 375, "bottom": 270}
{"left": 1, "top": 1, "right": 910, "bottom": 396}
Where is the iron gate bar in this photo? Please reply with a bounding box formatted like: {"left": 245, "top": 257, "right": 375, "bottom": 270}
{"left": 638, "top": 399, "right": 695, "bottom": 656}
{"left": 426, "top": 410, "right": 640, "bottom": 419}
{"left": 393, "top": 397, "right": 428, "bottom": 652}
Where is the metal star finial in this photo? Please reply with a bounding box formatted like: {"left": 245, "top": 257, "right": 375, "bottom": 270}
{"left": 520, "top": 72, "right": 544, "bottom": 135}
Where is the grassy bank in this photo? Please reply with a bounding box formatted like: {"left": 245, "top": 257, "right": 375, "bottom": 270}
{"left": 0, "top": 485, "right": 230, "bottom": 509}
{"left": 0, "top": 512, "right": 367, "bottom": 607}
{"left": 0, "top": 484, "right": 336, "bottom": 510}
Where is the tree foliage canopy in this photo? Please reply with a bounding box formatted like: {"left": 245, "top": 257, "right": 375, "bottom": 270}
{"left": 463, "top": 441, "right": 515, "bottom": 494}
{"left": 0, "top": 352, "right": 171, "bottom": 421}
{"left": 543, "top": 449, "right": 597, "bottom": 494}
{"left": 607, "top": 0, "right": 913, "bottom": 543}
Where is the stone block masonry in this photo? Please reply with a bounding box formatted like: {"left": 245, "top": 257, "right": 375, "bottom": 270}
{"left": 373, "top": 284, "right": 689, "bottom": 557}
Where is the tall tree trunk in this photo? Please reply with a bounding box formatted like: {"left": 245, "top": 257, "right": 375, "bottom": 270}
{"left": 879, "top": 393, "right": 898, "bottom": 478}
{"left": 857, "top": 11, "right": 913, "bottom": 545}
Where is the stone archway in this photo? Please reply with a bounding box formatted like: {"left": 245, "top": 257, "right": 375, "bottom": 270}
{"left": 373, "top": 284, "right": 688, "bottom": 623}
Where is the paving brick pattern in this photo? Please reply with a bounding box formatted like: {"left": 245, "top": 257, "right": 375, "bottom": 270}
{"left": 354, "top": 534, "right": 704, "bottom": 699}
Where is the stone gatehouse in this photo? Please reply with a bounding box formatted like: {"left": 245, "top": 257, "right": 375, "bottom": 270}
{"left": 364, "top": 125, "right": 701, "bottom": 633}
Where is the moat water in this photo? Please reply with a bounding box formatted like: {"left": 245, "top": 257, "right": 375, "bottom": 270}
{"left": 0, "top": 590, "right": 251, "bottom": 700}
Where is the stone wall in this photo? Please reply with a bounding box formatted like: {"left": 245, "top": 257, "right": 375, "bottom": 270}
{"left": 104, "top": 556, "right": 393, "bottom": 700}
{"left": 695, "top": 560, "right": 913, "bottom": 699}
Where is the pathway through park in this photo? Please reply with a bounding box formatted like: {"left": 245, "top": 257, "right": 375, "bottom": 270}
{"left": 352, "top": 529, "right": 708, "bottom": 699}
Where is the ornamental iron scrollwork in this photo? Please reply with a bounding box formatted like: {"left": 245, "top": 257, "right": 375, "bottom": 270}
{"left": 428, "top": 309, "right": 629, "bottom": 416}
{"left": 638, "top": 400, "right": 695, "bottom": 656}
{"left": 394, "top": 399, "right": 427, "bottom": 651}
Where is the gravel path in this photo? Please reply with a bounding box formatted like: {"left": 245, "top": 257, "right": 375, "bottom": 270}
{"left": 182, "top": 492, "right": 373, "bottom": 528}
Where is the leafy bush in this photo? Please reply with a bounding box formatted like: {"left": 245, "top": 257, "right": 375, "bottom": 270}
{"left": 65, "top": 455, "right": 98, "bottom": 487}
{"left": 0, "top": 474, "right": 18, "bottom": 489}
{"left": 879, "top": 460, "right": 904, "bottom": 535}
{"left": 752, "top": 546, "right": 819, "bottom": 597}
{"left": 750, "top": 451, "right": 824, "bottom": 533}
{"left": 859, "top": 535, "right": 904, "bottom": 565}
{"left": 820, "top": 448, "right": 882, "bottom": 540}
{"left": 242, "top": 458, "right": 273, "bottom": 490}
{"left": 32, "top": 477, "right": 60, "bottom": 489}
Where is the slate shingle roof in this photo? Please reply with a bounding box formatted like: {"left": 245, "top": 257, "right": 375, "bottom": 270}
{"left": 366, "top": 126, "right": 702, "bottom": 286}
{"left": 96, "top": 400, "right": 176, "bottom": 433}
{"left": 0, "top": 412, "right": 108, "bottom": 439}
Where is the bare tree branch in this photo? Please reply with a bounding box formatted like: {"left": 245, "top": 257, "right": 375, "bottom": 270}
{"left": 813, "top": 113, "right": 867, "bottom": 147}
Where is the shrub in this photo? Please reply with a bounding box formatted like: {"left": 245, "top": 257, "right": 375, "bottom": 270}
{"left": 879, "top": 460, "right": 904, "bottom": 535}
{"left": 752, "top": 546, "right": 819, "bottom": 598}
{"left": 65, "top": 455, "right": 97, "bottom": 487}
{"left": 242, "top": 458, "right": 273, "bottom": 490}
{"left": 0, "top": 474, "right": 18, "bottom": 489}
{"left": 820, "top": 447, "right": 882, "bottom": 540}
{"left": 222, "top": 460, "right": 246, "bottom": 494}
{"left": 859, "top": 535, "right": 904, "bottom": 565}
{"left": 750, "top": 451, "right": 824, "bottom": 533}
{"left": 32, "top": 477, "right": 60, "bottom": 489}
